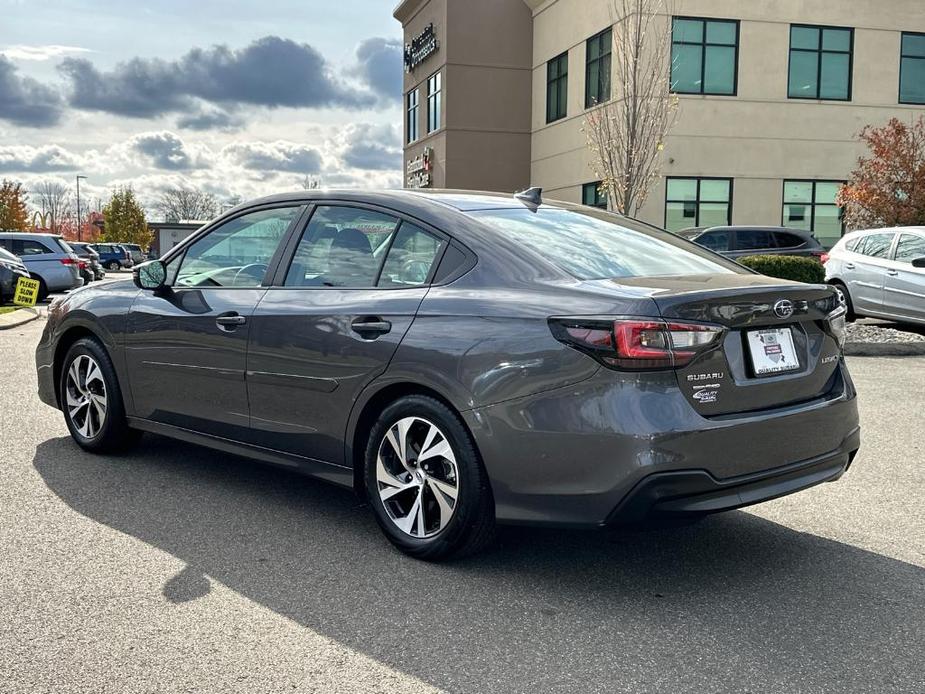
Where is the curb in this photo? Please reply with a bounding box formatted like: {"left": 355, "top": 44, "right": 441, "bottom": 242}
{"left": 844, "top": 341, "right": 925, "bottom": 357}
{"left": 0, "top": 307, "right": 41, "bottom": 331}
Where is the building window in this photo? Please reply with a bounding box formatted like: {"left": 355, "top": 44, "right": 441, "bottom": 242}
{"left": 427, "top": 71, "right": 442, "bottom": 134}
{"left": 900, "top": 32, "right": 925, "bottom": 104}
{"left": 664, "top": 177, "right": 732, "bottom": 232}
{"left": 406, "top": 88, "right": 419, "bottom": 143}
{"left": 788, "top": 25, "right": 853, "bottom": 100}
{"left": 546, "top": 52, "right": 568, "bottom": 123}
{"left": 582, "top": 182, "right": 607, "bottom": 209}
{"left": 670, "top": 17, "right": 739, "bottom": 95}
{"left": 782, "top": 180, "right": 844, "bottom": 247}
{"left": 585, "top": 28, "right": 612, "bottom": 108}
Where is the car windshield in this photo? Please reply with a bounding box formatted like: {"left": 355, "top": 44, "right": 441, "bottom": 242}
{"left": 469, "top": 207, "right": 738, "bottom": 280}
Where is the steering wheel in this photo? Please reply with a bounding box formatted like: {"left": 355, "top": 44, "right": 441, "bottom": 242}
{"left": 232, "top": 263, "right": 268, "bottom": 286}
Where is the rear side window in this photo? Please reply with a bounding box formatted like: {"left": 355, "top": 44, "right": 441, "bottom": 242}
{"left": 773, "top": 231, "right": 805, "bottom": 248}
{"left": 696, "top": 230, "right": 730, "bottom": 252}
{"left": 14, "top": 239, "right": 53, "bottom": 255}
{"left": 857, "top": 233, "right": 893, "bottom": 258}
{"left": 895, "top": 234, "right": 925, "bottom": 263}
{"left": 377, "top": 223, "right": 445, "bottom": 288}
{"left": 284, "top": 206, "right": 399, "bottom": 287}
{"left": 469, "top": 207, "right": 738, "bottom": 279}
{"left": 55, "top": 239, "right": 73, "bottom": 253}
{"left": 735, "top": 229, "right": 775, "bottom": 250}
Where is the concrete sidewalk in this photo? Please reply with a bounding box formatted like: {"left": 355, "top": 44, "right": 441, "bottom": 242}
{"left": 0, "top": 306, "right": 43, "bottom": 331}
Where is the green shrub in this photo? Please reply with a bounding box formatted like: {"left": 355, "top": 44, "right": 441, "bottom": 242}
{"left": 737, "top": 255, "right": 826, "bottom": 283}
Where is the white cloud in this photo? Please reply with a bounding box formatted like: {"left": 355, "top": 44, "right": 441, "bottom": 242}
{"left": 1, "top": 44, "right": 92, "bottom": 61}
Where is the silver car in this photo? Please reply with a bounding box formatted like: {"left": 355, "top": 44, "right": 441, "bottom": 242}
{"left": 0, "top": 232, "right": 84, "bottom": 301}
{"left": 825, "top": 227, "right": 925, "bottom": 325}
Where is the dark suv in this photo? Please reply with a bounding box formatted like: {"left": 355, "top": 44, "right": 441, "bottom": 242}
{"left": 90, "top": 243, "right": 134, "bottom": 271}
{"left": 679, "top": 226, "right": 826, "bottom": 261}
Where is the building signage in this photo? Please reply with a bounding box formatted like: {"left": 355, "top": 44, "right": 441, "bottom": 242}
{"left": 406, "top": 147, "right": 433, "bottom": 188}
{"left": 404, "top": 23, "right": 439, "bottom": 72}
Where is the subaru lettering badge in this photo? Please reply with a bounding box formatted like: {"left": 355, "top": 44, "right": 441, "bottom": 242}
{"left": 773, "top": 299, "right": 795, "bottom": 319}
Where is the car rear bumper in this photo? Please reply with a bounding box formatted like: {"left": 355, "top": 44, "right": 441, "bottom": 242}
{"left": 464, "top": 363, "right": 859, "bottom": 528}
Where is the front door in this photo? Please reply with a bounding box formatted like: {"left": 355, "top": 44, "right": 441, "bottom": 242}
{"left": 246, "top": 204, "right": 447, "bottom": 464}
{"left": 124, "top": 205, "right": 303, "bottom": 439}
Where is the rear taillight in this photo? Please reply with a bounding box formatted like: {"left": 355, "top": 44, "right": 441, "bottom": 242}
{"left": 78, "top": 260, "right": 87, "bottom": 269}
{"left": 811, "top": 250, "right": 829, "bottom": 264}
{"left": 827, "top": 305, "right": 847, "bottom": 348}
{"left": 60, "top": 257, "right": 76, "bottom": 265}
{"left": 550, "top": 318, "right": 725, "bottom": 370}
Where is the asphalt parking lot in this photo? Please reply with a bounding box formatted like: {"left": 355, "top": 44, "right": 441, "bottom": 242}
{"left": 2, "top": 318, "right": 923, "bottom": 693}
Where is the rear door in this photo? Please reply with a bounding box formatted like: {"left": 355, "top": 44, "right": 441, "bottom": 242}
{"left": 245, "top": 203, "right": 447, "bottom": 464}
{"left": 883, "top": 232, "right": 925, "bottom": 322}
{"left": 846, "top": 232, "right": 894, "bottom": 313}
{"left": 124, "top": 205, "right": 303, "bottom": 439}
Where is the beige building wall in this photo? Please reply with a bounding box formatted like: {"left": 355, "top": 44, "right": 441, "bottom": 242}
{"left": 525, "top": 0, "right": 925, "bottom": 240}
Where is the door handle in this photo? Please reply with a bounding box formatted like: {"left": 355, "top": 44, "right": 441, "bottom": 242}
{"left": 216, "top": 312, "right": 247, "bottom": 330}
{"left": 845, "top": 263, "right": 855, "bottom": 269}
{"left": 351, "top": 317, "right": 392, "bottom": 337}
{"left": 887, "top": 269, "right": 899, "bottom": 276}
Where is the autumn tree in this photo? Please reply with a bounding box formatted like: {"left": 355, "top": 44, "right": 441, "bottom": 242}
{"left": 102, "top": 187, "right": 152, "bottom": 248}
{"left": 837, "top": 116, "right": 925, "bottom": 229}
{"left": 156, "top": 186, "right": 219, "bottom": 222}
{"left": 582, "top": 0, "right": 679, "bottom": 216}
{"left": 0, "top": 179, "right": 31, "bottom": 231}
{"left": 31, "top": 180, "right": 73, "bottom": 233}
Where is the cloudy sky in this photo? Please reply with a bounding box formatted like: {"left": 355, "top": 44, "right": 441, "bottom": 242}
{"left": 0, "top": 0, "right": 403, "bottom": 215}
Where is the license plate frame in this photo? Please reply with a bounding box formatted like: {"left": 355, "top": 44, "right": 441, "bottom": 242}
{"left": 746, "top": 327, "right": 800, "bottom": 376}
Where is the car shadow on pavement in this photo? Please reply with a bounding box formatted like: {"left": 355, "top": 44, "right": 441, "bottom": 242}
{"left": 34, "top": 435, "right": 925, "bottom": 693}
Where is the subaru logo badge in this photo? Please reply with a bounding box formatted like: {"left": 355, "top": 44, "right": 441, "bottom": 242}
{"left": 773, "top": 299, "right": 795, "bottom": 319}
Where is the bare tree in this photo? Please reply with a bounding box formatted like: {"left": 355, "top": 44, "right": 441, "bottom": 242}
{"left": 300, "top": 175, "right": 322, "bottom": 190}
{"left": 31, "top": 180, "right": 73, "bottom": 232}
{"left": 156, "top": 187, "right": 220, "bottom": 222}
{"left": 582, "top": 0, "right": 679, "bottom": 217}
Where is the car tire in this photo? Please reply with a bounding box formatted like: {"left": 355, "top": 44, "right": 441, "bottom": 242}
{"left": 830, "top": 281, "right": 856, "bottom": 321}
{"left": 364, "top": 395, "right": 495, "bottom": 560}
{"left": 60, "top": 337, "right": 140, "bottom": 453}
{"left": 105, "top": 261, "right": 119, "bottom": 271}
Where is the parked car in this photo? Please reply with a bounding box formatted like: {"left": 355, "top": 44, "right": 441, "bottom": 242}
{"left": 825, "top": 226, "right": 925, "bottom": 325}
{"left": 678, "top": 226, "right": 827, "bottom": 261}
{"left": 90, "top": 243, "right": 134, "bottom": 271}
{"left": 0, "top": 246, "right": 31, "bottom": 304}
{"left": 35, "top": 190, "right": 858, "bottom": 560}
{"left": 0, "top": 232, "right": 84, "bottom": 301}
{"left": 69, "top": 242, "right": 106, "bottom": 281}
{"left": 121, "top": 243, "right": 147, "bottom": 265}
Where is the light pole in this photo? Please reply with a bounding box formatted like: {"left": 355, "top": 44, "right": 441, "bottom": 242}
{"left": 75, "top": 175, "right": 87, "bottom": 241}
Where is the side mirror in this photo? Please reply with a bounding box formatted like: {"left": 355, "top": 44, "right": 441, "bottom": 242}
{"left": 912, "top": 257, "right": 925, "bottom": 269}
{"left": 133, "top": 259, "right": 167, "bottom": 290}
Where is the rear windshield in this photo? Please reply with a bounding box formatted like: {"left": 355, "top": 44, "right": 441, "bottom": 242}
{"left": 469, "top": 207, "right": 739, "bottom": 280}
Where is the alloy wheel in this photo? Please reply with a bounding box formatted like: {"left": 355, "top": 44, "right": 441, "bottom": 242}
{"left": 376, "top": 416, "right": 459, "bottom": 538}
{"left": 65, "top": 354, "right": 107, "bottom": 438}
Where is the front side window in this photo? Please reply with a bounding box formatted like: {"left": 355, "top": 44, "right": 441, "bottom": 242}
{"left": 546, "top": 52, "right": 568, "bottom": 122}
{"left": 894, "top": 233, "right": 925, "bottom": 262}
{"left": 427, "top": 71, "right": 442, "bottom": 134}
{"left": 582, "top": 182, "right": 607, "bottom": 209}
{"left": 406, "top": 88, "right": 419, "bottom": 143}
{"left": 175, "top": 206, "right": 301, "bottom": 288}
{"left": 284, "top": 206, "right": 400, "bottom": 288}
{"left": 900, "top": 32, "right": 925, "bottom": 105}
{"left": 788, "top": 25, "right": 853, "bottom": 100}
{"left": 782, "top": 180, "right": 844, "bottom": 247}
{"left": 470, "top": 207, "right": 738, "bottom": 280}
{"left": 664, "top": 177, "right": 732, "bottom": 232}
{"left": 585, "top": 28, "right": 612, "bottom": 108}
{"left": 671, "top": 17, "right": 738, "bottom": 95}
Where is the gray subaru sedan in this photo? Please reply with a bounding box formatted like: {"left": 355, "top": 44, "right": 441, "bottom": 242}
{"left": 36, "top": 189, "right": 859, "bottom": 559}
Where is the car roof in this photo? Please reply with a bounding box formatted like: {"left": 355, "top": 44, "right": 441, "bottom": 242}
{"left": 702, "top": 225, "right": 814, "bottom": 236}
{"left": 0, "top": 231, "right": 63, "bottom": 238}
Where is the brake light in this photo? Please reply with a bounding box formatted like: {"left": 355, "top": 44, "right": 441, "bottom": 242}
{"left": 60, "top": 257, "right": 76, "bottom": 265}
{"left": 551, "top": 318, "right": 724, "bottom": 370}
{"left": 78, "top": 260, "right": 87, "bottom": 269}
{"left": 819, "top": 252, "right": 829, "bottom": 264}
